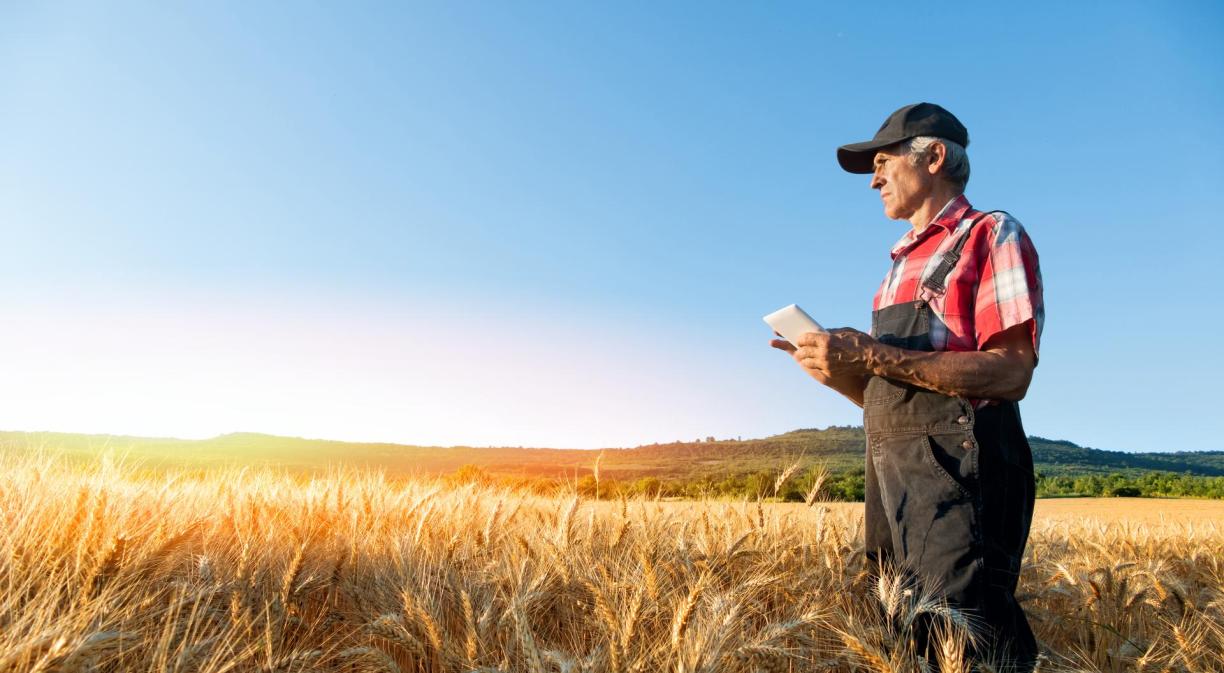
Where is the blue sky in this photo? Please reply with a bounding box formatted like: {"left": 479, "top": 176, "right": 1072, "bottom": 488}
{"left": 2, "top": 2, "right": 1222, "bottom": 451}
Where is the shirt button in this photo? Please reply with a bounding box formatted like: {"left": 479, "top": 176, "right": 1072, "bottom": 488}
{"left": 961, "top": 440, "right": 974, "bottom": 450}
{"left": 956, "top": 415, "right": 969, "bottom": 425}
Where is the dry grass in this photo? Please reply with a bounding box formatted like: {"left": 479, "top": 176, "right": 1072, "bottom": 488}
{"left": 1, "top": 451, "right": 1222, "bottom": 672}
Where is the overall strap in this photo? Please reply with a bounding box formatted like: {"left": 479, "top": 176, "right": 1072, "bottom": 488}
{"left": 921, "top": 210, "right": 1008, "bottom": 294}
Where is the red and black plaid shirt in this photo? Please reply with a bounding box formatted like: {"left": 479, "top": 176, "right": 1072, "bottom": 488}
{"left": 873, "top": 194, "right": 1044, "bottom": 363}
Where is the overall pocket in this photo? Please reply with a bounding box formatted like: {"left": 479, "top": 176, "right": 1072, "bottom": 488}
{"left": 922, "top": 433, "right": 979, "bottom": 498}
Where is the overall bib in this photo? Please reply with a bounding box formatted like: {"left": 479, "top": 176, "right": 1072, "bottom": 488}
{"left": 863, "top": 212, "right": 1039, "bottom": 671}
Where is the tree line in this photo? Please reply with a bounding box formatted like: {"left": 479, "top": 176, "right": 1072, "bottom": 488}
{"left": 446, "top": 464, "right": 1224, "bottom": 500}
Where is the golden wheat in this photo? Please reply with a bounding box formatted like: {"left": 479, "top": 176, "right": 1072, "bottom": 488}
{"left": 0, "top": 449, "right": 1221, "bottom": 672}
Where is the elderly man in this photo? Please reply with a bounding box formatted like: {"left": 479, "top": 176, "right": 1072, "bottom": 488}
{"left": 772, "top": 103, "right": 1044, "bottom": 670}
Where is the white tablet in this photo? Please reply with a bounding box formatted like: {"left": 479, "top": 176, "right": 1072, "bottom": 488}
{"left": 763, "top": 304, "right": 826, "bottom": 347}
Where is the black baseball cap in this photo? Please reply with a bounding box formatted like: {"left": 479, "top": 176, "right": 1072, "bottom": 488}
{"left": 836, "top": 102, "right": 969, "bottom": 174}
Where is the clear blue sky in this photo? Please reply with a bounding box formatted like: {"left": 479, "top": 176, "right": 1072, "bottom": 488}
{"left": 2, "top": 2, "right": 1221, "bottom": 451}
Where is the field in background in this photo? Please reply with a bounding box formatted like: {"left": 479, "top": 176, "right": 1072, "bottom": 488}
{"left": 622, "top": 498, "right": 1224, "bottom": 528}
{"left": 2, "top": 451, "right": 1222, "bottom": 672}
{"left": 7, "top": 429, "right": 1222, "bottom": 501}
{"left": 1031, "top": 497, "right": 1224, "bottom": 525}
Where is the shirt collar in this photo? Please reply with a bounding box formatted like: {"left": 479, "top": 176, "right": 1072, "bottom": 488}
{"left": 888, "top": 194, "right": 973, "bottom": 259}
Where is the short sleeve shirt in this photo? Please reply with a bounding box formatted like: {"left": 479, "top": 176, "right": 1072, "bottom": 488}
{"left": 872, "top": 195, "right": 1044, "bottom": 361}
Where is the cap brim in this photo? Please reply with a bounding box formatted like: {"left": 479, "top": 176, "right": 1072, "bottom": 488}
{"left": 836, "top": 139, "right": 892, "bottom": 174}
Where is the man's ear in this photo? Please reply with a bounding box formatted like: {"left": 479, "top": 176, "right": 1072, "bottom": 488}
{"left": 926, "top": 141, "right": 947, "bottom": 176}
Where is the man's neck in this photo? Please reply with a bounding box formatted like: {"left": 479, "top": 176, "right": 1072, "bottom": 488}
{"left": 908, "top": 185, "right": 963, "bottom": 232}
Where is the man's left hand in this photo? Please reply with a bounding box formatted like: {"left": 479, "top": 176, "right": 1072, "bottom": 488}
{"left": 792, "top": 328, "right": 877, "bottom": 379}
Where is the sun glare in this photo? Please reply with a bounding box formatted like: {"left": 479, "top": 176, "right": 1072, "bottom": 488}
{"left": 0, "top": 293, "right": 734, "bottom": 448}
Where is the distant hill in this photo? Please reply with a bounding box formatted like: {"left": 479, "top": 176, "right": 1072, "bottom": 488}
{"left": 2, "top": 427, "right": 1221, "bottom": 480}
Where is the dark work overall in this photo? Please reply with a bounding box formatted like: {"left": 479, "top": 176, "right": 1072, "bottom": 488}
{"left": 863, "top": 212, "right": 1039, "bottom": 671}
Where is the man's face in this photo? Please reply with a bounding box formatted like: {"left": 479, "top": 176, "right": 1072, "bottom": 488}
{"left": 870, "top": 144, "right": 935, "bottom": 221}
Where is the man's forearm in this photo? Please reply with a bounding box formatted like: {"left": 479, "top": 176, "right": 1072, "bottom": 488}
{"left": 864, "top": 344, "right": 1030, "bottom": 401}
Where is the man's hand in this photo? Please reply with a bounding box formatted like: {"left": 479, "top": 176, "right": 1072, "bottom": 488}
{"left": 792, "top": 328, "right": 877, "bottom": 379}
{"left": 770, "top": 328, "right": 872, "bottom": 407}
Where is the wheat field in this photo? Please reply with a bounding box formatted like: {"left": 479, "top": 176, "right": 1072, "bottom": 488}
{"left": 2, "top": 451, "right": 1222, "bottom": 673}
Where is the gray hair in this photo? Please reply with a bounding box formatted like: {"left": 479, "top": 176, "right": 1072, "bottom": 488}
{"left": 908, "top": 136, "right": 970, "bottom": 190}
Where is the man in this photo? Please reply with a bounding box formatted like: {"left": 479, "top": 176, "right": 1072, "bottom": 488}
{"left": 771, "top": 103, "right": 1044, "bottom": 671}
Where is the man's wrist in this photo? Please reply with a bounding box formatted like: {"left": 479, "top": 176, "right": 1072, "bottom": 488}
{"left": 862, "top": 343, "right": 890, "bottom": 378}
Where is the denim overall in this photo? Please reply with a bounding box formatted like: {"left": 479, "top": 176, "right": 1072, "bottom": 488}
{"left": 863, "top": 212, "right": 1039, "bottom": 671}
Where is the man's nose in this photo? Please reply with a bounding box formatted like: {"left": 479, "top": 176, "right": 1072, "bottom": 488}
{"left": 870, "top": 173, "right": 884, "bottom": 189}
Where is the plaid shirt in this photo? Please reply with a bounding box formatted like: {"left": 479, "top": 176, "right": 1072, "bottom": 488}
{"left": 873, "top": 195, "right": 1044, "bottom": 363}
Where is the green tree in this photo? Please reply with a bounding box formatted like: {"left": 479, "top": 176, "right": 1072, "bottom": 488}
{"left": 632, "top": 477, "right": 662, "bottom": 498}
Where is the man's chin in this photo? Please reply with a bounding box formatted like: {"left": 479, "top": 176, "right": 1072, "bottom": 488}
{"left": 882, "top": 203, "right": 914, "bottom": 221}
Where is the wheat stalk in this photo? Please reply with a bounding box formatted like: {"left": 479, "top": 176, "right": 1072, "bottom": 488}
{"left": 804, "top": 464, "right": 830, "bottom": 506}
{"left": 671, "top": 576, "right": 706, "bottom": 650}
{"left": 461, "top": 589, "right": 479, "bottom": 665}
{"left": 513, "top": 603, "right": 545, "bottom": 673}
{"left": 279, "top": 540, "right": 307, "bottom": 607}
{"left": 594, "top": 451, "right": 604, "bottom": 501}
{"left": 773, "top": 459, "right": 802, "bottom": 499}
{"left": 82, "top": 533, "right": 128, "bottom": 600}
{"left": 557, "top": 495, "right": 579, "bottom": 550}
